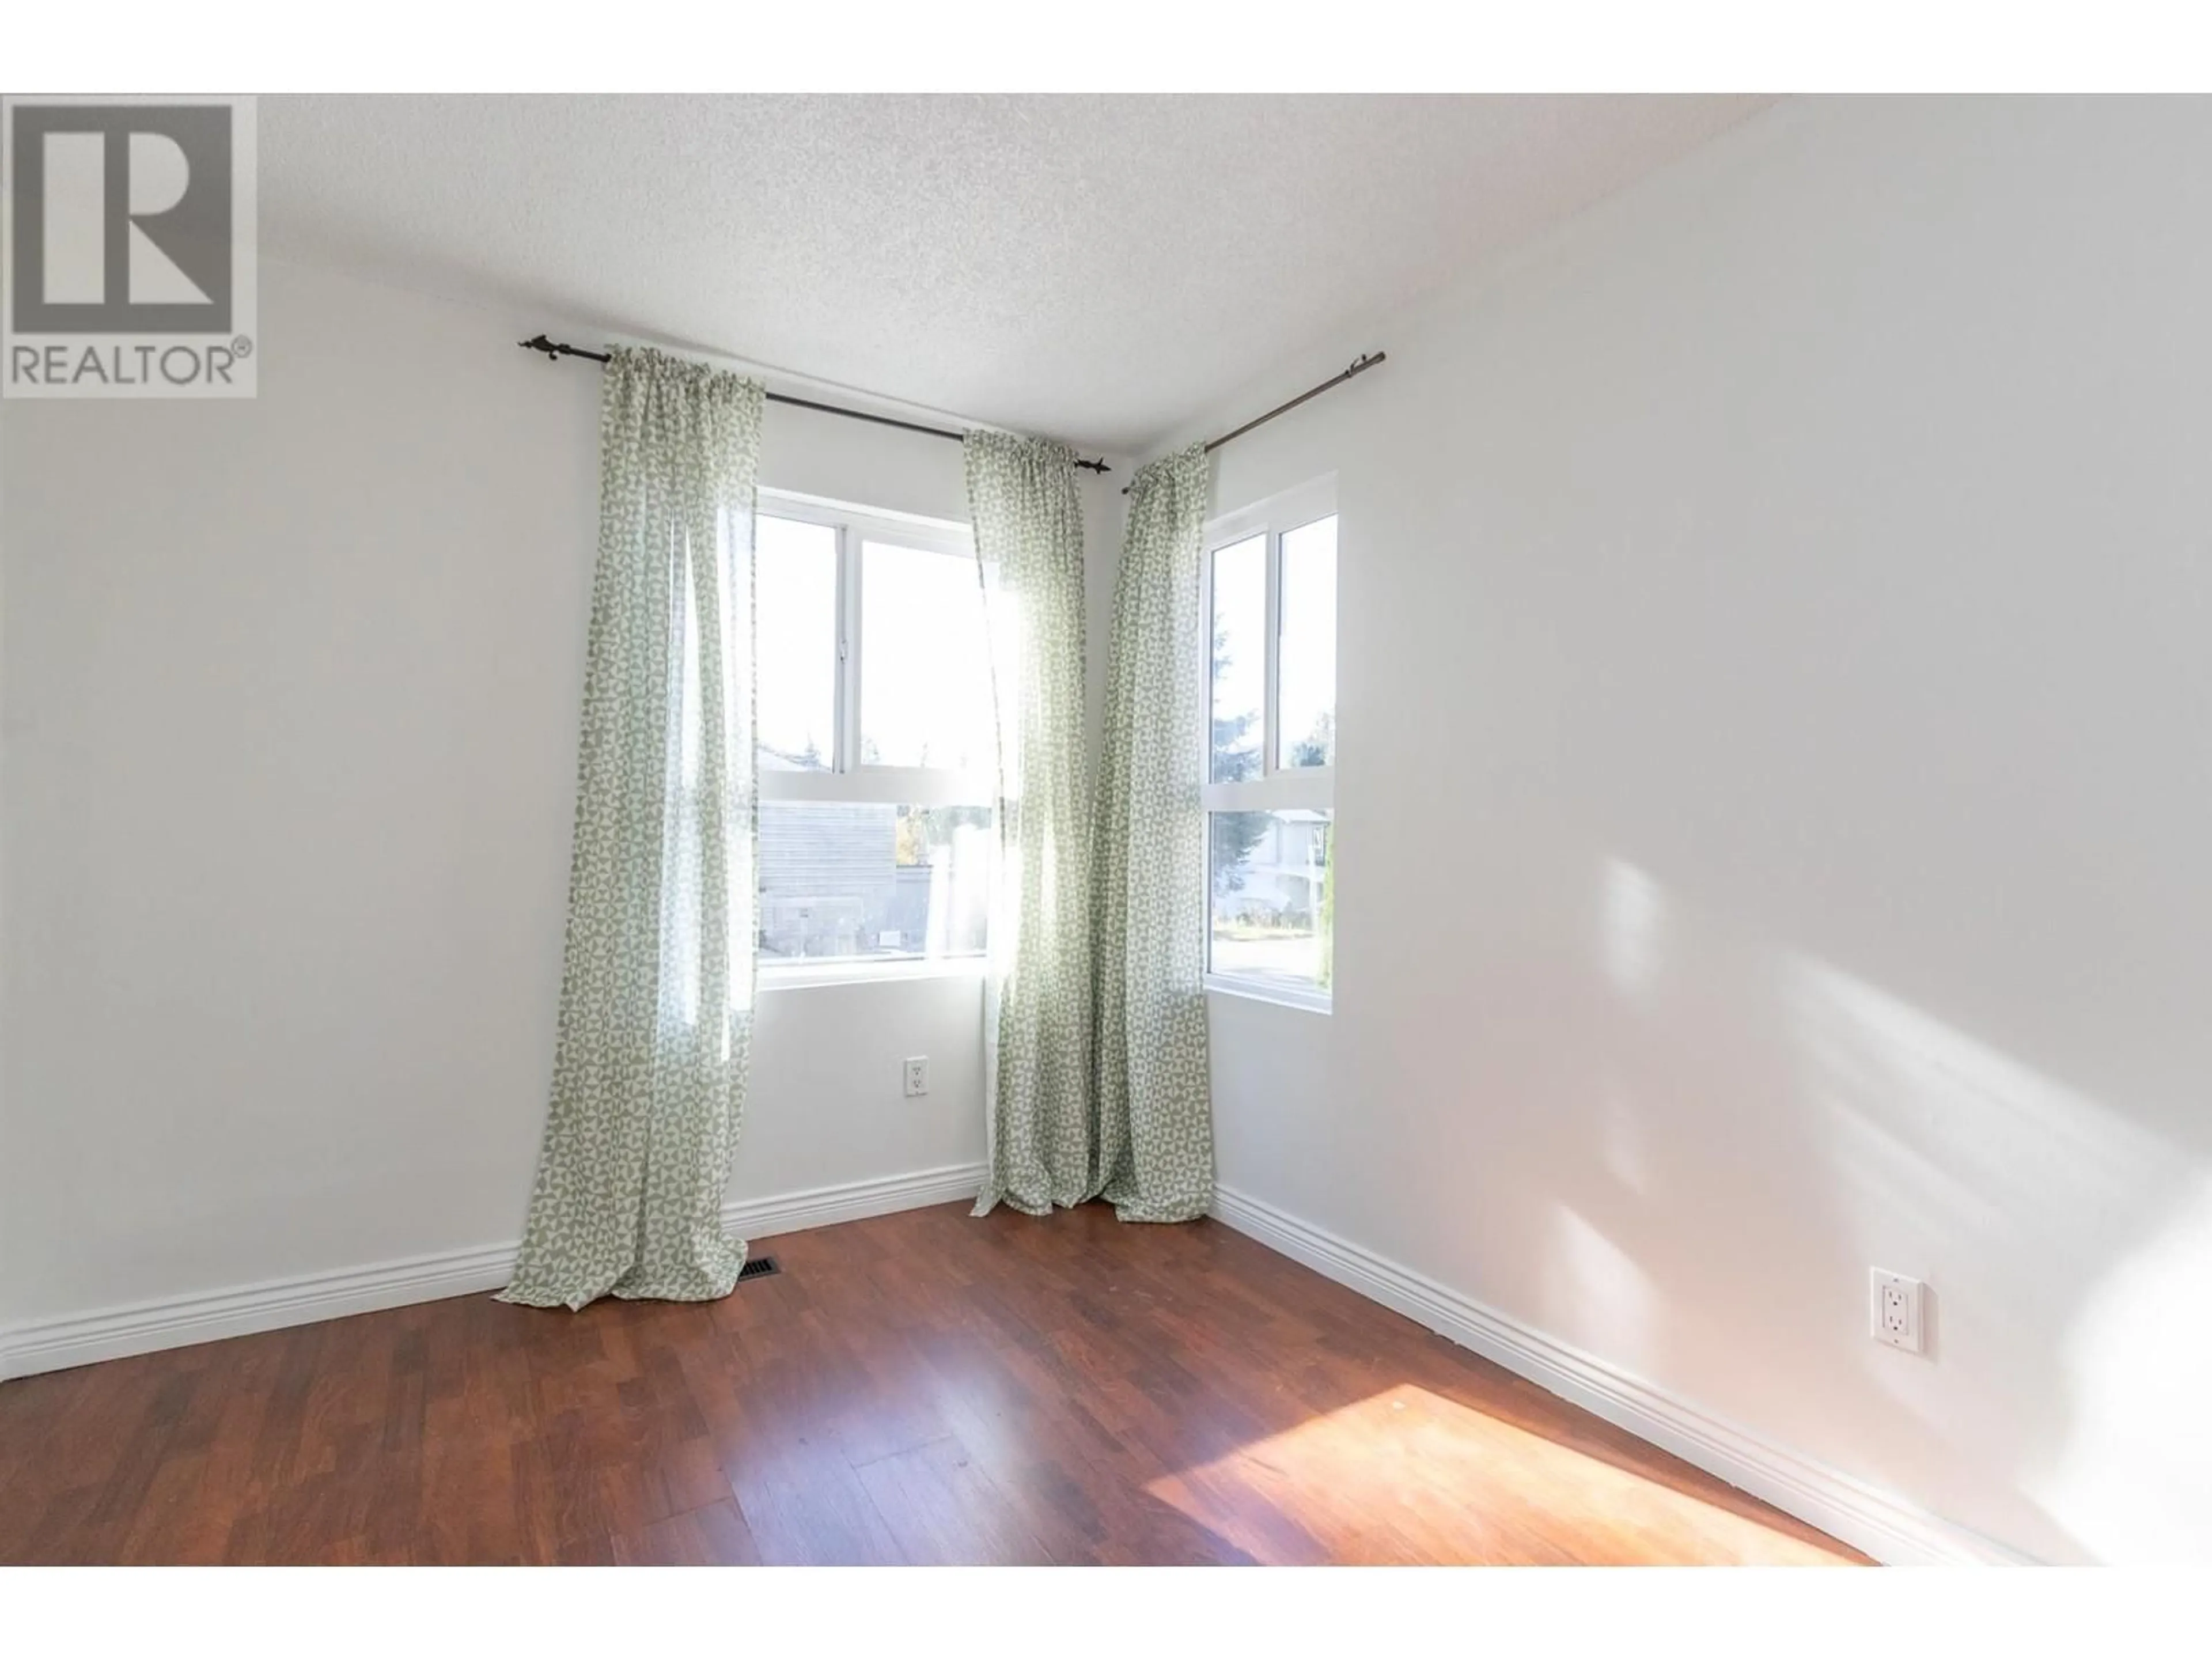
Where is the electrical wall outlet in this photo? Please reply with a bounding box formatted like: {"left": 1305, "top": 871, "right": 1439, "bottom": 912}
{"left": 903, "top": 1056, "right": 929, "bottom": 1098}
{"left": 1870, "top": 1268, "right": 1926, "bottom": 1354}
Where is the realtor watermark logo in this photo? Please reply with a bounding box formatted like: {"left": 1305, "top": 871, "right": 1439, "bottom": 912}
{"left": 2, "top": 94, "right": 256, "bottom": 398}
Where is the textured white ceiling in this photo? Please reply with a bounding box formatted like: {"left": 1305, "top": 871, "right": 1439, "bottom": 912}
{"left": 260, "top": 95, "right": 1771, "bottom": 453}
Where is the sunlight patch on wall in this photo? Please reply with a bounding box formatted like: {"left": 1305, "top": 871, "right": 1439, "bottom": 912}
{"left": 1783, "top": 956, "right": 2177, "bottom": 1251}
{"left": 1781, "top": 949, "right": 2205, "bottom": 1558}
{"left": 1598, "top": 1074, "right": 1654, "bottom": 1196}
{"left": 1541, "top": 1205, "right": 1657, "bottom": 1370}
{"left": 1600, "top": 857, "right": 1669, "bottom": 1001}
{"left": 2031, "top": 1178, "right": 2212, "bottom": 1564}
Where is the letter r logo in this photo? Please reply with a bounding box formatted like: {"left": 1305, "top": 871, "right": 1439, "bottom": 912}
{"left": 9, "top": 104, "right": 233, "bottom": 333}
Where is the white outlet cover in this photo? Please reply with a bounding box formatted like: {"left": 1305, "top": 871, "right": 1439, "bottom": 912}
{"left": 1869, "top": 1267, "right": 1926, "bottom": 1354}
{"left": 903, "top": 1056, "right": 928, "bottom": 1098}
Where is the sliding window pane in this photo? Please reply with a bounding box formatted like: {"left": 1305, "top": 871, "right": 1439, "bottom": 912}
{"left": 756, "top": 515, "right": 839, "bottom": 771}
{"left": 1209, "top": 809, "right": 1332, "bottom": 991}
{"left": 1277, "top": 514, "right": 1337, "bottom": 769}
{"left": 859, "top": 540, "right": 994, "bottom": 772}
{"left": 757, "top": 802, "right": 992, "bottom": 963}
{"left": 1209, "top": 533, "right": 1267, "bottom": 784}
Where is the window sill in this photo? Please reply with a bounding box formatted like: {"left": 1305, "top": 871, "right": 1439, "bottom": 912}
{"left": 1203, "top": 975, "right": 1332, "bottom": 1016}
{"left": 759, "top": 956, "right": 988, "bottom": 993}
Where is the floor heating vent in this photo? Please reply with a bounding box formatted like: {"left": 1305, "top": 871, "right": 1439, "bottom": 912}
{"left": 737, "top": 1254, "right": 781, "bottom": 1283}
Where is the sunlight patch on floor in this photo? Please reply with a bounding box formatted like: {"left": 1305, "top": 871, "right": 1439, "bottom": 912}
{"left": 1145, "top": 1382, "right": 1859, "bottom": 1565}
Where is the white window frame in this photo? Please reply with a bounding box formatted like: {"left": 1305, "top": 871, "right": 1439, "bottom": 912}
{"left": 754, "top": 488, "right": 996, "bottom": 983}
{"left": 1200, "top": 474, "right": 1336, "bottom": 1012}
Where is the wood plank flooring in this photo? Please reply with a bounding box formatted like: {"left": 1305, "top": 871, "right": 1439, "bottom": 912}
{"left": 0, "top": 1202, "right": 1866, "bottom": 1565}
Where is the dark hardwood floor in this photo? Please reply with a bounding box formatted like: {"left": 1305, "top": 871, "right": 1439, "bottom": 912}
{"left": 0, "top": 1202, "right": 1865, "bottom": 1565}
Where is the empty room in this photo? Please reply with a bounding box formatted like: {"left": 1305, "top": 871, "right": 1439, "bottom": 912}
{"left": 2, "top": 26, "right": 2208, "bottom": 1632}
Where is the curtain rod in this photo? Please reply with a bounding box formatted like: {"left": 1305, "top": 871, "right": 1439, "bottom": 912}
{"left": 518, "top": 335, "right": 1112, "bottom": 474}
{"left": 1124, "top": 351, "right": 1386, "bottom": 493}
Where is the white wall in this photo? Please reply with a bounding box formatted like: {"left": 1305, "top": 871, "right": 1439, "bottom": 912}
{"left": 1191, "top": 97, "right": 2212, "bottom": 1565}
{"left": 0, "top": 255, "right": 1124, "bottom": 1334}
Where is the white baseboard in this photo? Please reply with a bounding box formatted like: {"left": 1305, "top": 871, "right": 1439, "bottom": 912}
{"left": 724, "top": 1161, "right": 984, "bottom": 1238}
{"left": 0, "top": 1242, "right": 521, "bottom": 1385}
{"left": 0, "top": 1162, "right": 984, "bottom": 1384}
{"left": 1209, "top": 1183, "right": 2035, "bottom": 1567}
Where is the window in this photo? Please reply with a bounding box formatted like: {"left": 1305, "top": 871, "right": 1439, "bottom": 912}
{"left": 756, "top": 515, "right": 839, "bottom": 770}
{"left": 757, "top": 802, "right": 990, "bottom": 966}
{"left": 858, "top": 538, "right": 995, "bottom": 771}
{"left": 1203, "top": 479, "right": 1336, "bottom": 1007}
{"left": 753, "top": 493, "right": 995, "bottom": 977}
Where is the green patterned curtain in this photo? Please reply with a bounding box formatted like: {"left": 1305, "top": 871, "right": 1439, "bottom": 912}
{"left": 502, "top": 348, "right": 766, "bottom": 1309}
{"left": 1092, "top": 445, "right": 1216, "bottom": 1222}
{"left": 964, "top": 433, "right": 1096, "bottom": 1215}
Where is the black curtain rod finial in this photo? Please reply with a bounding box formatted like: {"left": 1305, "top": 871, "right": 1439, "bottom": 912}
{"left": 521, "top": 332, "right": 612, "bottom": 365}
{"left": 517, "top": 333, "right": 1109, "bottom": 473}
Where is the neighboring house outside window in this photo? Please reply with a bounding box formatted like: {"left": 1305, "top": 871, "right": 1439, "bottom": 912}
{"left": 753, "top": 495, "right": 995, "bottom": 980}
